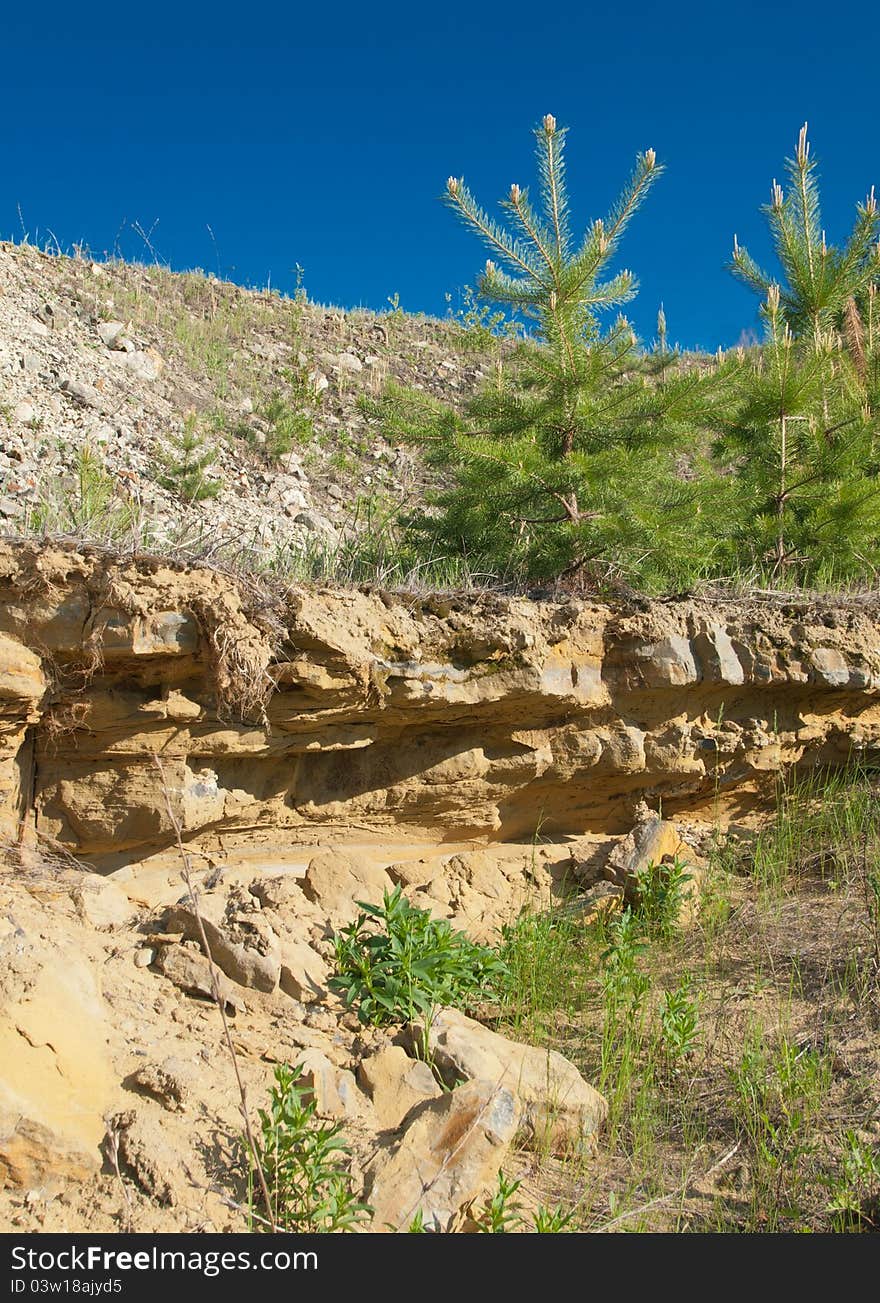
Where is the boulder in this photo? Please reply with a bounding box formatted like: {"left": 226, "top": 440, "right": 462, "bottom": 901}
{"left": 385, "top": 858, "right": 440, "bottom": 890}
{"left": 409, "top": 1007, "right": 607, "bottom": 1155}
{"left": 357, "top": 1045, "right": 441, "bottom": 1130}
{"left": 151, "top": 942, "right": 243, "bottom": 1013}
{"left": 108, "top": 1110, "right": 178, "bottom": 1206}
{"left": 605, "top": 815, "right": 703, "bottom": 918}
{"left": 365, "top": 1078, "right": 520, "bottom": 1232}
{"left": 0, "top": 633, "right": 44, "bottom": 703}
{"left": 301, "top": 850, "right": 392, "bottom": 922}
{"left": 0, "top": 945, "right": 116, "bottom": 1187}
{"left": 445, "top": 851, "right": 509, "bottom": 901}
{"left": 165, "top": 901, "right": 281, "bottom": 992}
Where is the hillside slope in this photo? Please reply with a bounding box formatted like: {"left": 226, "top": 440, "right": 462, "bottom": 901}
{"left": 0, "top": 242, "right": 500, "bottom": 567}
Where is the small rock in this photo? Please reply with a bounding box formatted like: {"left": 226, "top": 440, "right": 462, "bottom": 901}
{"left": 121, "top": 349, "right": 164, "bottom": 382}
{"left": 35, "top": 302, "right": 69, "bottom": 331}
{"left": 97, "top": 321, "right": 128, "bottom": 349}
{"left": 563, "top": 881, "right": 624, "bottom": 925}
{"left": 335, "top": 352, "right": 363, "bottom": 373}
{"left": 293, "top": 510, "right": 324, "bottom": 532}
{"left": 127, "top": 1058, "right": 191, "bottom": 1112}
{"left": 12, "top": 403, "right": 35, "bottom": 425}
{"left": 59, "top": 377, "right": 101, "bottom": 409}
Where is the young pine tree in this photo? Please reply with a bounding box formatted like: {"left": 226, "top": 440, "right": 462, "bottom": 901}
{"left": 383, "top": 116, "right": 700, "bottom": 587}
{"left": 160, "top": 411, "right": 220, "bottom": 503}
{"left": 730, "top": 123, "right": 880, "bottom": 407}
{"left": 709, "top": 126, "right": 880, "bottom": 581}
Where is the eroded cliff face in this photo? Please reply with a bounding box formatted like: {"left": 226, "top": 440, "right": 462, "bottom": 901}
{"left": 2, "top": 539, "right": 880, "bottom": 867}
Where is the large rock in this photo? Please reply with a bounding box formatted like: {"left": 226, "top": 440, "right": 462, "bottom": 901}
{"left": 73, "top": 875, "right": 133, "bottom": 930}
{"left": 297, "top": 1050, "right": 372, "bottom": 1122}
{"left": 365, "top": 1078, "right": 520, "bottom": 1232}
{"left": 410, "top": 1008, "right": 607, "bottom": 1155}
{"left": 605, "top": 815, "right": 703, "bottom": 917}
{"left": 109, "top": 1109, "right": 179, "bottom": 1206}
{"left": 0, "top": 633, "right": 45, "bottom": 703}
{"left": 0, "top": 944, "right": 116, "bottom": 1187}
{"left": 301, "top": 850, "right": 392, "bottom": 922}
{"left": 5, "top": 541, "right": 880, "bottom": 861}
{"left": 151, "top": 942, "right": 243, "bottom": 1013}
{"left": 0, "top": 633, "right": 45, "bottom": 835}
{"left": 357, "top": 1045, "right": 441, "bottom": 1130}
{"left": 165, "top": 901, "right": 281, "bottom": 992}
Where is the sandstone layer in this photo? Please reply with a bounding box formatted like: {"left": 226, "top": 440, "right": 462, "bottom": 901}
{"left": 2, "top": 540, "right": 880, "bottom": 867}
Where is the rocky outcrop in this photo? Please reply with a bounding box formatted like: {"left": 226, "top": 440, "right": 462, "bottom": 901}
{"left": 2, "top": 542, "right": 880, "bottom": 865}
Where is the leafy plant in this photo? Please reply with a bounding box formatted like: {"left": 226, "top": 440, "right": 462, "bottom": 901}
{"left": 259, "top": 391, "right": 314, "bottom": 458}
{"left": 330, "top": 885, "right": 509, "bottom": 1026}
{"left": 532, "top": 1204, "right": 576, "bottom": 1233}
{"left": 697, "top": 126, "right": 880, "bottom": 582}
{"left": 659, "top": 974, "right": 701, "bottom": 1066}
{"left": 729, "top": 1028, "right": 833, "bottom": 1229}
{"left": 32, "top": 444, "right": 140, "bottom": 541}
{"left": 825, "top": 1130, "right": 880, "bottom": 1231}
{"left": 730, "top": 124, "right": 880, "bottom": 354}
{"left": 600, "top": 906, "right": 650, "bottom": 999}
{"left": 473, "top": 1172, "right": 524, "bottom": 1233}
{"left": 445, "top": 283, "right": 521, "bottom": 350}
{"left": 248, "top": 1062, "right": 370, "bottom": 1232}
{"left": 472, "top": 1171, "right": 575, "bottom": 1233}
{"left": 633, "top": 857, "right": 693, "bottom": 939}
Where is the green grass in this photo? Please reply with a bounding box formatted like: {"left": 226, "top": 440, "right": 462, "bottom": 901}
{"left": 492, "top": 769, "right": 880, "bottom": 1232}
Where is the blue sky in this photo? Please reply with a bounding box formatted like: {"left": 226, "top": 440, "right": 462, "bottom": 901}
{"left": 3, "top": 1, "right": 878, "bottom": 350}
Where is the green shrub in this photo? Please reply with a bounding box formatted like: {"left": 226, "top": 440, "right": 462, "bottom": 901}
{"left": 259, "top": 391, "right": 314, "bottom": 458}
{"left": 249, "top": 1062, "right": 370, "bottom": 1232}
{"left": 659, "top": 974, "right": 701, "bottom": 1066}
{"left": 330, "top": 885, "right": 509, "bottom": 1026}
{"left": 633, "top": 856, "right": 693, "bottom": 939}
